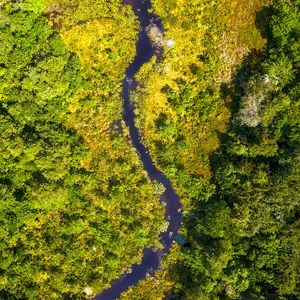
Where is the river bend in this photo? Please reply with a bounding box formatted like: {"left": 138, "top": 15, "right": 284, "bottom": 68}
{"left": 94, "top": 1, "right": 182, "bottom": 299}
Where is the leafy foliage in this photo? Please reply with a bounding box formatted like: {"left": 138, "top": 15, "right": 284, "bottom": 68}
{"left": 131, "top": 0, "right": 300, "bottom": 299}
{"left": 1, "top": 0, "right": 299, "bottom": 299}
{"left": 0, "top": 1, "right": 164, "bottom": 299}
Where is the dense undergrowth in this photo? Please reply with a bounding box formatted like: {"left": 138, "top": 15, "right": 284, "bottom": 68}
{"left": 0, "top": 1, "right": 164, "bottom": 299}
{"left": 0, "top": 0, "right": 299, "bottom": 299}
{"left": 121, "top": 0, "right": 300, "bottom": 299}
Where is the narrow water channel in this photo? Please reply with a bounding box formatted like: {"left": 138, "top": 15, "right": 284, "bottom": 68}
{"left": 93, "top": 1, "right": 182, "bottom": 299}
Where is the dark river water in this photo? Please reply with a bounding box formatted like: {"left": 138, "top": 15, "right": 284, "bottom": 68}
{"left": 93, "top": 1, "right": 182, "bottom": 299}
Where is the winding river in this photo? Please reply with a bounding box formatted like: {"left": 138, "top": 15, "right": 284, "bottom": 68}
{"left": 94, "top": 1, "right": 182, "bottom": 299}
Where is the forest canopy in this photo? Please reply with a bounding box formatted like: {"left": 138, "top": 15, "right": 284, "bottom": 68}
{"left": 0, "top": 0, "right": 299, "bottom": 299}
{"left": 0, "top": 1, "right": 164, "bottom": 299}
{"left": 123, "top": 0, "right": 300, "bottom": 299}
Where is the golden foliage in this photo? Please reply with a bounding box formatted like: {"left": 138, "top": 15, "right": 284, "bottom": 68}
{"left": 119, "top": 244, "right": 184, "bottom": 300}
{"left": 213, "top": 0, "right": 273, "bottom": 82}
{"left": 57, "top": 3, "right": 138, "bottom": 165}
{"left": 44, "top": 0, "right": 126, "bottom": 29}
{"left": 61, "top": 18, "right": 137, "bottom": 83}
{"left": 133, "top": 0, "right": 272, "bottom": 199}
{"left": 119, "top": 276, "right": 165, "bottom": 300}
